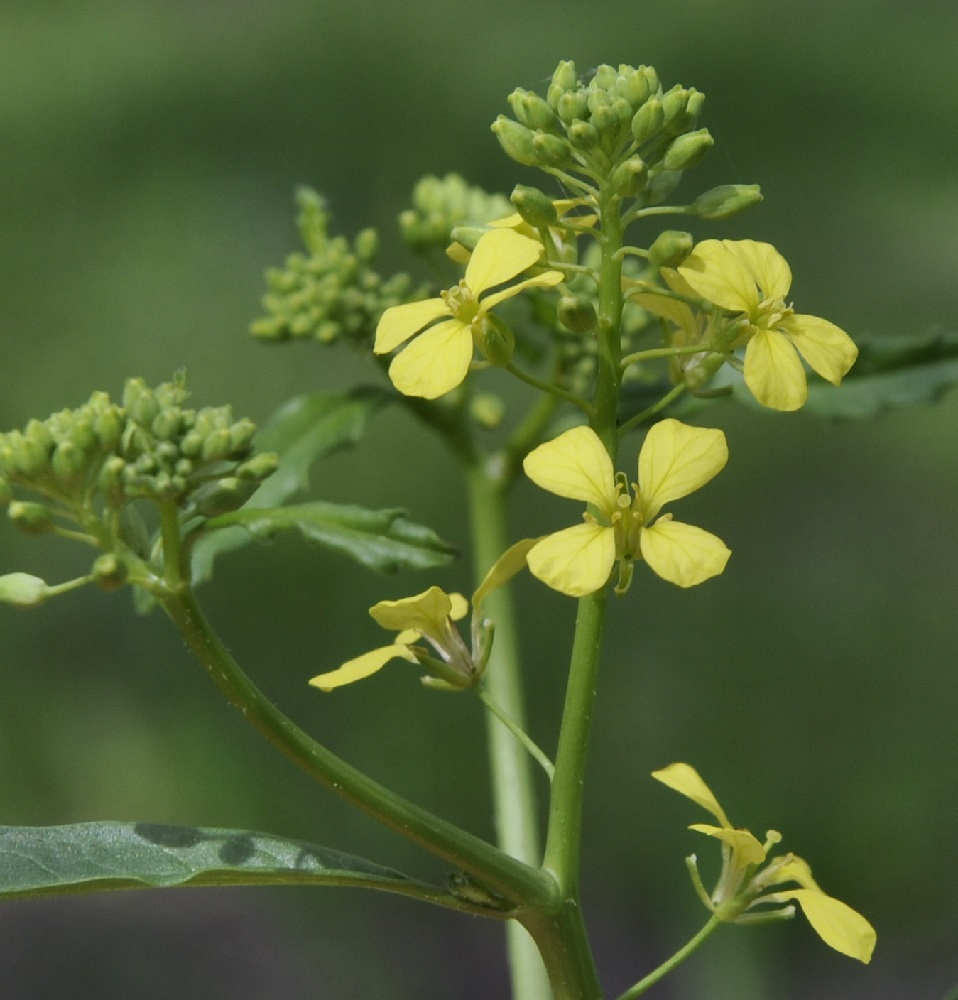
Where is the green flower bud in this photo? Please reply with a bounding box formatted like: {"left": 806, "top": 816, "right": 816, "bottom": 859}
{"left": 556, "top": 91, "right": 589, "bottom": 125}
{"left": 609, "top": 97, "right": 634, "bottom": 127}
{"left": 448, "top": 225, "right": 487, "bottom": 252}
{"left": 615, "top": 69, "right": 651, "bottom": 110}
{"left": 201, "top": 428, "right": 233, "bottom": 464}
{"left": 98, "top": 456, "right": 127, "bottom": 506}
{"left": 510, "top": 185, "right": 558, "bottom": 228}
{"left": 475, "top": 314, "right": 515, "bottom": 368}
{"left": 92, "top": 553, "right": 128, "bottom": 592}
{"left": 592, "top": 64, "right": 617, "bottom": 91}
{"left": 567, "top": 119, "right": 601, "bottom": 151}
{"left": 470, "top": 393, "right": 506, "bottom": 430}
{"left": 354, "top": 228, "right": 378, "bottom": 261}
{"left": 532, "top": 132, "right": 572, "bottom": 168}
{"left": 641, "top": 65, "right": 660, "bottom": 95}
{"left": 228, "top": 419, "right": 257, "bottom": 455}
{"left": 196, "top": 477, "right": 256, "bottom": 517}
{"left": 14, "top": 436, "right": 50, "bottom": 478}
{"left": 151, "top": 410, "right": 181, "bottom": 441}
{"left": 547, "top": 60, "right": 578, "bottom": 108}
{"left": 631, "top": 98, "right": 664, "bottom": 145}
{"left": 24, "top": 419, "right": 54, "bottom": 453}
{"left": 124, "top": 380, "right": 160, "bottom": 428}
{"left": 661, "top": 86, "right": 689, "bottom": 129}
{"left": 180, "top": 430, "right": 205, "bottom": 458}
{"left": 691, "top": 184, "right": 763, "bottom": 219}
{"left": 612, "top": 156, "right": 649, "bottom": 198}
{"left": 557, "top": 295, "right": 598, "bottom": 334}
{"left": 648, "top": 230, "right": 694, "bottom": 267}
{"left": 235, "top": 452, "right": 279, "bottom": 482}
{"left": 662, "top": 129, "right": 714, "bottom": 171}
{"left": 0, "top": 572, "right": 49, "bottom": 608}
{"left": 9, "top": 500, "right": 55, "bottom": 535}
{"left": 508, "top": 89, "right": 561, "bottom": 133}
{"left": 491, "top": 116, "right": 539, "bottom": 167}
{"left": 51, "top": 441, "right": 87, "bottom": 485}
{"left": 93, "top": 408, "right": 124, "bottom": 451}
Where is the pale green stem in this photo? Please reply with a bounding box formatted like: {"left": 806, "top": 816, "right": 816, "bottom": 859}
{"left": 506, "top": 363, "right": 593, "bottom": 416}
{"left": 479, "top": 686, "right": 555, "bottom": 781}
{"left": 613, "top": 915, "right": 723, "bottom": 1000}
{"left": 617, "top": 384, "right": 688, "bottom": 438}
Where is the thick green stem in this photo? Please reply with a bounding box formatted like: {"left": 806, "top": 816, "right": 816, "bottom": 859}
{"left": 157, "top": 585, "right": 554, "bottom": 910}
{"left": 466, "top": 461, "right": 555, "bottom": 1000}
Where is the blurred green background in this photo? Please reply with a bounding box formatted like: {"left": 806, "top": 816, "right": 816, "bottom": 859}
{"left": 1, "top": 1, "right": 956, "bottom": 997}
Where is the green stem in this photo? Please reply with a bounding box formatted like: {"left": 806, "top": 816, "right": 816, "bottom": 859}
{"left": 479, "top": 685, "right": 555, "bottom": 781}
{"left": 506, "top": 363, "right": 593, "bottom": 416}
{"left": 156, "top": 585, "right": 555, "bottom": 910}
{"left": 465, "top": 462, "right": 555, "bottom": 1000}
{"left": 617, "top": 384, "right": 688, "bottom": 437}
{"left": 613, "top": 915, "right": 723, "bottom": 1000}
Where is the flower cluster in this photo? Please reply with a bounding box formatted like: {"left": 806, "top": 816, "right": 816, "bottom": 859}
{"left": 522, "top": 419, "right": 730, "bottom": 597}
{"left": 653, "top": 762, "right": 876, "bottom": 963}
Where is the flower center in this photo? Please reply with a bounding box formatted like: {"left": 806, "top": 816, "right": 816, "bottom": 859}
{"left": 442, "top": 282, "right": 480, "bottom": 324}
{"left": 755, "top": 296, "right": 793, "bottom": 330}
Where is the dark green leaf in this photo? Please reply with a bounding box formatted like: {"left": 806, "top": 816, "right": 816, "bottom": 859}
{"left": 205, "top": 502, "right": 457, "bottom": 574}
{"left": 0, "top": 823, "right": 480, "bottom": 912}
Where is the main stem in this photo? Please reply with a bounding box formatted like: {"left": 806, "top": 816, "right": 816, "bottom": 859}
{"left": 466, "top": 461, "right": 554, "bottom": 1000}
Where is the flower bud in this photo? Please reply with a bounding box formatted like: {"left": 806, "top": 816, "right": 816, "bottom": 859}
{"left": 631, "top": 98, "right": 664, "bottom": 145}
{"left": 661, "top": 86, "right": 689, "bottom": 129}
{"left": 8, "top": 500, "right": 54, "bottom": 535}
{"left": 93, "top": 408, "right": 124, "bottom": 451}
{"left": 491, "top": 116, "right": 539, "bottom": 167}
{"left": 201, "top": 428, "right": 233, "bottom": 463}
{"left": 236, "top": 452, "right": 280, "bottom": 482}
{"left": 648, "top": 230, "right": 694, "bottom": 267}
{"left": 98, "top": 456, "right": 127, "bottom": 506}
{"left": 615, "top": 69, "right": 651, "bottom": 110}
{"left": 123, "top": 380, "right": 160, "bottom": 428}
{"left": 151, "top": 410, "right": 181, "bottom": 441}
{"left": 475, "top": 314, "right": 515, "bottom": 367}
{"left": 532, "top": 132, "right": 572, "bottom": 168}
{"left": 228, "top": 419, "right": 257, "bottom": 454}
{"left": 92, "top": 553, "right": 128, "bottom": 591}
{"left": 567, "top": 119, "right": 600, "bottom": 151}
{"left": 592, "top": 64, "right": 617, "bottom": 90}
{"left": 557, "top": 295, "right": 598, "bottom": 334}
{"left": 548, "top": 60, "right": 578, "bottom": 108}
{"left": 51, "top": 441, "right": 87, "bottom": 485}
{"left": 556, "top": 91, "right": 589, "bottom": 125}
{"left": 691, "top": 184, "right": 763, "bottom": 219}
{"left": 508, "top": 89, "right": 560, "bottom": 133}
{"left": 14, "top": 436, "right": 50, "bottom": 478}
{"left": 612, "top": 156, "right": 649, "bottom": 198}
{"left": 663, "top": 129, "right": 713, "bottom": 171}
{"left": 0, "top": 572, "right": 49, "bottom": 608}
{"left": 196, "top": 477, "right": 256, "bottom": 517}
{"left": 510, "top": 185, "right": 558, "bottom": 228}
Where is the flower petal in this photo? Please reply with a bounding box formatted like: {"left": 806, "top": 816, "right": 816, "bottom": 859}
{"left": 724, "top": 240, "right": 792, "bottom": 301}
{"left": 765, "top": 888, "right": 876, "bottom": 963}
{"left": 638, "top": 419, "right": 728, "bottom": 518}
{"left": 688, "top": 823, "right": 767, "bottom": 865}
{"left": 370, "top": 586, "right": 457, "bottom": 639}
{"left": 374, "top": 298, "right": 450, "bottom": 354}
{"left": 481, "top": 268, "right": 564, "bottom": 311}
{"left": 677, "top": 239, "right": 759, "bottom": 314}
{"left": 651, "top": 763, "right": 731, "bottom": 827}
{"left": 465, "top": 228, "right": 544, "bottom": 296}
{"left": 387, "top": 319, "right": 472, "bottom": 399}
{"left": 472, "top": 537, "right": 541, "bottom": 613}
{"left": 778, "top": 314, "right": 858, "bottom": 385}
{"left": 309, "top": 643, "right": 417, "bottom": 691}
{"left": 632, "top": 291, "right": 698, "bottom": 337}
{"left": 640, "top": 518, "right": 730, "bottom": 587}
{"left": 526, "top": 523, "right": 615, "bottom": 597}
{"left": 744, "top": 328, "right": 808, "bottom": 411}
{"left": 523, "top": 426, "right": 617, "bottom": 512}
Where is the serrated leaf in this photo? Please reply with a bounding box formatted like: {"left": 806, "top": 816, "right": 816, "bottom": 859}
{"left": 190, "top": 388, "right": 390, "bottom": 584}
{"left": 0, "top": 822, "right": 459, "bottom": 907}
{"left": 205, "top": 502, "right": 457, "bottom": 574}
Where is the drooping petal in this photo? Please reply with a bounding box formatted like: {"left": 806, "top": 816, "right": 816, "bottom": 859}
{"left": 638, "top": 419, "right": 728, "bottom": 519}
{"left": 631, "top": 291, "right": 698, "bottom": 338}
{"left": 309, "top": 643, "right": 417, "bottom": 691}
{"left": 651, "top": 763, "right": 732, "bottom": 827}
{"left": 472, "top": 537, "right": 541, "bottom": 613}
{"left": 526, "top": 523, "right": 615, "bottom": 598}
{"left": 370, "top": 586, "right": 458, "bottom": 639}
{"left": 523, "top": 426, "right": 617, "bottom": 513}
{"left": 481, "top": 268, "right": 564, "bottom": 311}
{"left": 768, "top": 855, "right": 821, "bottom": 891}
{"left": 778, "top": 314, "right": 858, "bottom": 385}
{"left": 743, "top": 328, "right": 808, "bottom": 411}
{"left": 464, "top": 228, "right": 544, "bottom": 296}
{"left": 688, "top": 823, "right": 767, "bottom": 865}
{"left": 640, "top": 517, "right": 730, "bottom": 587}
{"left": 764, "top": 888, "right": 876, "bottom": 963}
{"left": 374, "top": 298, "right": 451, "bottom": 354}
{"left": 387, "top": 319, "right": 472, "bottom": 399}
{"left": 724, "top": 240, "right": 792, "bottom": 301}
{"left": 677, "top": 239, "right": 759, "bottom": 315}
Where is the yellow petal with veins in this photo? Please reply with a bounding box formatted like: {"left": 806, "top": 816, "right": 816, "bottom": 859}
{"left": 688, "top": 823, "right": 767, "bottom": 865}
{"left": 638, "top": 419, "right": 728, "bottom": 519}
{"left": 374, "top": 298, "right": 450, "bottom": 354}
{"left": 309, "top": 643, "right": 417, "bottom": 691}
{"left": 744, "top": 327, "right": 808, "bottom": 411}
{"left": 764, "top": 888, "right": 876, "bottom": 963}
{"left": 724, "top": 239, "right": 792, "bottom": 301}
{"left": 387, "top": 319, "right": 472, "bottom": 399}
{"left": 778, "top": 314, "right": 858, "bottom": 385}
{"left": 640, "top": 518, "right": 730, "bottom": 587}
{"left": 465, "top": 228, "right": 544, "bottom": 297}
{"left": 526, "top": 523, "right": 615, "bottom": 597}
{"left": 523, "top": 426, "right": 616, "bottom": 513}
{"left": 678, "top": 240, "right": 759, "bottom": 315}
{"left": 651, "top": 763, "right": 731, "bottom": 827}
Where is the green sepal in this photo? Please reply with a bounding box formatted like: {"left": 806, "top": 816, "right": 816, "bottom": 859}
{"left": 203, "top": 502, "right": 457, "bottom": 575}
{"left": 0, "top": 822, "right": 503, "bottom": 914}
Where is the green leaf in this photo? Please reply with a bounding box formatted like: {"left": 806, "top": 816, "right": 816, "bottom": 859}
{"left": 0, "top": 822, "right": 496, "bottom": 913}
{"left": 190, "top": 387, "right": 390, "bottom": 584}
{"left": 205, "top": 502, "right": 457, "bottom": 574}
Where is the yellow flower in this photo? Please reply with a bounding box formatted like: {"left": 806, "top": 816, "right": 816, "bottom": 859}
{"left": 652, "top": 762, "right": 876, "bottom": 963}
{"left": 676, "top": 239, "right": 858, "bottom": 411}
{"left": 522, "top": 420, "right": 730, "bottom": 597}
{"left": 309, "top": 586, "right": 473, "bottom": 691}
{"left": 374, "top": 228, "right": 563, "bottom": 400}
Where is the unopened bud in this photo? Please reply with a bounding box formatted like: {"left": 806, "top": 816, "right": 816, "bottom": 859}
{"left": 631, "top": 99, "right": 664, "bottom": 145}
{"left": 491, "top": 116, "right": 539, "bottom": 167}
{"left": 556, "top": 91, "right": 589, "bottom": 125}
{"left": 236, "top": 452, "right": 280, "bottom": 482}
{"left": 662, "top": 129, "right": 713, "bottom": 171}
{"left": 0, "top": 572, "right": 49, "bottom": 608}
{"left": 691, "top": 184, "right": 763, "bottom": 220}
{"left": 615, "top": 69, "right": 651, "bottom": 110}
{"left": 557, "top": 295, "right": 598, "bottom": 334}
{"left": 51, "top": 442, "right": 86, "bottom": 485}
{"left": 567, "top": 119, "right": 600, "bottom": 151}
{"left": 548, "top": 61, "right": 578, "bottom": 106}
{"left": 508, "top": 89, "right": 560, "bottom": 133}
{"left": 475, "top": 314, "right": 515, "bottom": 367}
{"left": 612, "top": 156, "right": 649, "bottom": 198}
{"left": 92, "top": 553, "right": 128, "bottom": 591}
{"left": 201, "top": 428, "right": 233, "bottom": 463}
{"left": 532, "top": 132, "right": 571, "bottom": 168}
{"left": 196, "top": 477, "right": 256, "bottom": 517}
{"left": 510, "top": 185, "right": 558, "bottom": 228}
{"left": 94, "top": 409, "right": 124, "bottom": 451}
{"left": 648, "top": 230, "right": 694, "bottom": 267}
{"left": 9, "top": 500, "right": 54, "bottom": 535}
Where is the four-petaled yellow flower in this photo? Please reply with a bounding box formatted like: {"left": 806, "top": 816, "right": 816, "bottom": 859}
{"left": 522, "top": 419, "right": 730, "bottom": 597}
{"left": 374, "top": 228, "right": 563, "bottom": 400}
{"left": 309, "top": 586, "right": 474, "bottom": 691}
{"left": 676, "top": 239, "right": 858, "bottom": 411}
{"left": 652, "top": 762, "right": 876, "bottom": 964}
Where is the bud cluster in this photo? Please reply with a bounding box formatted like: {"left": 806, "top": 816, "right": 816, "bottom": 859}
{"left": 251, "top": 188, "right": 414, "bottom": 345}
{"left": 0, "top": 373, "right": 277, "bottom": 534}
{"left": 492, "top": 61, "right": 761, "bottom": 219}
{"left": 399, "top": 174, "right": 512, "bottom": 254}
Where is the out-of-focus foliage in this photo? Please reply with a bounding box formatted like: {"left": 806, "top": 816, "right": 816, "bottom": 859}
{"left": 1, "top": 2, "right": 956, "bottom": 998}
